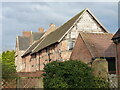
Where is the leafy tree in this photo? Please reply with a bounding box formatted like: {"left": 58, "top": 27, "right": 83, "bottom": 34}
{"left": 2, "top": 50, "right": 17, "bottom": 81}
{"left": 43, "top": 60, "right": 95, "bottom": 88}
{"left": 43, "top": 60, "right": 109, "bottom": 88}
{"left": 93, "top": 77, "right": 109, "bottom": 88}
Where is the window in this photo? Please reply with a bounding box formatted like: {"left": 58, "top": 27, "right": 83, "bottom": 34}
{"left": 106, "top": 57, "right": 116, "bottom": 74}
{"left": 68, "top": 41, "right": 74, "bottom": 50}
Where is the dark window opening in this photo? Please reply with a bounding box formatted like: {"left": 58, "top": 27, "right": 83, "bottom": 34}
{"left": 106, "top": 57, "right": 116, "bottom": 74}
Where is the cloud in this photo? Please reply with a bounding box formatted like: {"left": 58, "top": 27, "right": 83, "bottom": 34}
{"left": 2, "top": 2, "right": 118, "bottom": 51}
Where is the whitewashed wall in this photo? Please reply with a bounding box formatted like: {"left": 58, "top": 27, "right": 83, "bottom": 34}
{"left": 64, "top": 11, "right": 106, "bottom": 50}
{"left": 65, "top": 11, "right": 105, "bottom": 40}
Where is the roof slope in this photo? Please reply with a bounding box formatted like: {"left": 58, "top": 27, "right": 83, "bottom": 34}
{"left": 18, "top": 36, "right": 30, "bottom": 50}
{"left": 32, "top": 32, "right": 44, "bottom": 42}
{"left": 80, "top": 32, "right": 115, "bottom": 57}
{"left": 112, "top": 28, "right": 120, "bottom": 39}
{"left": 22, "top": 38, "right": 44, "bottom": 56}
{"left": 22, "top": 25, "right": 56, "bottom": 57}
{"left": 18, "top": 32, "right": 44, "bottom": 52}
{"left": 23, "top": 8, "right": 109, "bottom": 56}
{"left": 31, "top": 9, "right": 85, "bottom": 54}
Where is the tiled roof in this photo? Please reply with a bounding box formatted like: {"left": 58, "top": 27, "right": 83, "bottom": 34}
{"left": 22, "top": 8, "right": 109, "bottom": 56}
{"left": 80, "top": 32, "right": 116, "bottom": 58}
{"left": 112, "top": 28, "right": 120, "bottom": 39}
{"left": 18, "top": 32, "right": 44, "bottom": 51}
{"left": 22, "top": 38, "right": 44, "bottom": 57}
{"left": 31, "top": 9, "right": 85, "bottom": 54}
{"left": 32, "top": 32, "right": 44, "bottom": 42}
{"left": 22, "top": 25, "right": 56, "bottom": 57}
{"left": 18, "top": 36, "right": 30, "bottom": 50}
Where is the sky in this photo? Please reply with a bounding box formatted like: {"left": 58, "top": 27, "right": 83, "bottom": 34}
{"left": 1, "top": 2, "right": 119, "bottom": 51}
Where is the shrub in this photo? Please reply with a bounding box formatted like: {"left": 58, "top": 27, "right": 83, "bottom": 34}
{"left": 43, "top": 60, "right": 95, "bottom": 88}
{"left": 43, "top": 60, "right": 109, "bottom": 88}
{"left": 93, "top": 77, "right": 109, "bottom": 88}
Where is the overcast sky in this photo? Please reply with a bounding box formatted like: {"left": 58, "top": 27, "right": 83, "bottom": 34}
{"left": 1, "top": 2, "right": 119, "bottom": 51}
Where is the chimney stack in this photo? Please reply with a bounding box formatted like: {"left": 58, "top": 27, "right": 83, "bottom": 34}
{"left": 23, "top": 31, "right": 31, "bottom": 37}
{"left": 38, "top": 27, "right": 44, "bottom": 33}
{"left": 49, "top": 23, "right": 55, "bottom": 27}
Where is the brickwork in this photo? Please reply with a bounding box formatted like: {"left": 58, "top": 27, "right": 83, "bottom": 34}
{"left": 117, "top": 43, "right": 120, "bottom": 76}
{"left": 20, "top": 9, "right": 109, "bottom": 72}
{"left": 38, "top": 27, "right": 44, "bottom": 33}
{"left": 23, "top": 39, "right": 74, "bottom": 72}
{"left": 70, "top": 34, "right": 92, "bottom": 64}
{"left": 23, "top": 31, "right": 31, "bottom": 37}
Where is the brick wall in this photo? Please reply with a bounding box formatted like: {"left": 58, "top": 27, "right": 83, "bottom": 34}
{"left": 23, "top": 39, "right": 73, "bottom": 72}
{"left": 117, "top": 43, "right": 120, "bottom": 76}
{"left": 17, "top": 71, "right": 43, "bottom": 88}
{"left": 70, "top": 34, "right": 92, "bottom": 64}
{"left": 38, "top": 40, "right": 72, "bottom": 70}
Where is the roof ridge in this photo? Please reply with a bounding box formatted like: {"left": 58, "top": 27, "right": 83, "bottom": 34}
{"left": 80, "top": 32, "right": 113, "bottom": 35}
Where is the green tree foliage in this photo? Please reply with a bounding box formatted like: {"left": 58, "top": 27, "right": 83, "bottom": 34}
{"left": 2, "top": 50, "right": 17, "bottom": 81}
{"left": 93, "top": 77, "right": 109, "bottom": 88}
{"left": 43, "top": 60, "right": 109, "bottom": 88}
{"left": 43, "top": 60, "right": 94, "bottom": 88}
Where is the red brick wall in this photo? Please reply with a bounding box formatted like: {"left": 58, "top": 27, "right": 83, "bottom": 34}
{"left": 23, "top": 31, "right": 31, "bottom": 37}
{"left": 117, "top": 43, "right": 120, "bottom": 76}
{"left": 70, "top": 34, "right": 92, "bottom": 64}
{"left": 23, "top": 39, "right": 73, "bottom": 72}
{"left": 38, "top": 41, "right": 72, "bottom": 70}
{"left": 23, "top": 34, "right": 94, "bottom": 72}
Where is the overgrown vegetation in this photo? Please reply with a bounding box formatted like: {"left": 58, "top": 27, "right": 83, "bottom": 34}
{"left": 43, "top": 60, "right": 109, "bottom": 88}
{"left": 1, "top": 50, "right": 17, "bottom": 82}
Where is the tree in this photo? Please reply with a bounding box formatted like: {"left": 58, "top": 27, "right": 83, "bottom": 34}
{"left": 43, "top": 60, "right": 95, "bottom": 88}
{"left": 2, "top": 50, "right": 17, "bottom": 81}
{"left": 43, "top": 60, "right": 109, "bottom": 88}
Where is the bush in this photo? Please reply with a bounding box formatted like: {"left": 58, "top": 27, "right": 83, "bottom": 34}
{"left": 43, "top": 60, "right": 109, "bottom": 88}
{"left": 93, "top": 77, "right": 109, "bottom": 88}
{"left": 43, "top": 60, "right": 95, "bottom": 88}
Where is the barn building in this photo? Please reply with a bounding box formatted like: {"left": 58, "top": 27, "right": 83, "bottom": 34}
{"left": 15, "top": 8, "right": 116, "bottom": 74}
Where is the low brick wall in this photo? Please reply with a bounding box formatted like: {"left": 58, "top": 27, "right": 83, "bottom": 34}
{"left": 17, "top": 71, "right": 43, "bottom": 88}
{"left": 18, "top": 71, "right": 43, "bottom": 77}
